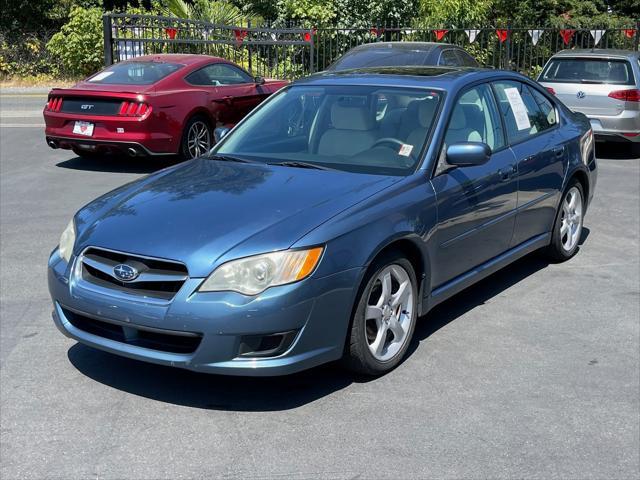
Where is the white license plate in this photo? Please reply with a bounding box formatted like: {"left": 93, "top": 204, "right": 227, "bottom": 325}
{"left": 73, "top": 121, "right": 94, "bottom": 136}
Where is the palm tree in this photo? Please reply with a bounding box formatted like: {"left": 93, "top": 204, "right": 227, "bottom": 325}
{"left": 162, "top": 0, "right": 246, "bottom": 26}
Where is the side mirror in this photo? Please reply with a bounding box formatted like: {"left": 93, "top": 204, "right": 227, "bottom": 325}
{"left": 254, "top": 76, "right": 265, "bottom": 85}
{"left": 446, "top": 142, "right": 491, "bottom": 167}
{"left": 214, "top": 127, "right": 230, "bottom": 143}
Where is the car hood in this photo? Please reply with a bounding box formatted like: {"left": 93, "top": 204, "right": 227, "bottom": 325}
{"left": 75, "top": 159, "right": 400, "bottom": 277}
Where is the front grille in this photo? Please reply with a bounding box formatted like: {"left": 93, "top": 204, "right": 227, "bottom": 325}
{"left": 63, "top": 307, "right": 201, "bottom": 354}
{"left": 80, "top": 247, "right": 188, "bottom": 300}
{"left": 59, "top": 98, "right": 123, "bottom": 116}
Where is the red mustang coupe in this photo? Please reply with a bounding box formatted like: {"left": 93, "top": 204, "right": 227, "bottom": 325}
{"left": 44, "top": 54, "right": 288, "bottom": 160}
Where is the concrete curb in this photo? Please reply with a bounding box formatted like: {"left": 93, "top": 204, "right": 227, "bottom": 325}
{"left": 0, "top": 87, "right": 53, "bottom": 95}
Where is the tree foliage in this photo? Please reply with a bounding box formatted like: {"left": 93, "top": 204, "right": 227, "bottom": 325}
{"left": 45, "top": 6, "right": 104, "bottom": 77}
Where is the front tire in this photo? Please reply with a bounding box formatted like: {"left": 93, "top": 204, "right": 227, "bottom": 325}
{"left": 546, "top": 180, "right": 584, "bottom": 261}
{"left": 180, "top": 115, "right": 212, "bottom": 160}
{"left": 344, "top": 253, "right": 418, "bottom": 376}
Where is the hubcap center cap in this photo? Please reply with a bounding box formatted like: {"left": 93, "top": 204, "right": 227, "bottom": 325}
{"left": 382, "top": 304, "right": 392, "bottom": 320}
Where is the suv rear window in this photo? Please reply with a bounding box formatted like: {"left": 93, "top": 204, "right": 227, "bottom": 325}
{"left": 87, "top": 62, "right": 183, "bottom": 85}
{"left": 540, "top": 58, "right": 635, "bottom": 85}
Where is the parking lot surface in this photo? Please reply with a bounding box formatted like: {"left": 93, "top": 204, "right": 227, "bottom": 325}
{"left": 1, "top": 94, "right": 639, "bottom": 479}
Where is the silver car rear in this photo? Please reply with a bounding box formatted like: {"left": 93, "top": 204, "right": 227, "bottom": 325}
{"left": 538, "top": 50, "right": 640, "bottom": 145}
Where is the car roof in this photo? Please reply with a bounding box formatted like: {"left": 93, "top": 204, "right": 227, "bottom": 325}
{"left": 119, "top": 54, "right": 227, "bottom": 66}
{"left": 295, "top": 66, "right": 523, "bottom": 91}
{"left": 344, "top": 42, "right": 457, "bottom": 52}
{"left": 551, "top": 49, "right": 640, "bottom": 59}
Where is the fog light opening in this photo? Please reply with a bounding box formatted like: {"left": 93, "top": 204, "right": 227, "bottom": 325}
{"left": 238, "top": 330, "right": 297, "bottom": 358}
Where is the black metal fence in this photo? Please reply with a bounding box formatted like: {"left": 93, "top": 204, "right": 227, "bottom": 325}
{"left": 104, "top": 14, "right": 314, "bottom": 79}
{"left": 104, "top": 15, "right": 640, "bottom": 79}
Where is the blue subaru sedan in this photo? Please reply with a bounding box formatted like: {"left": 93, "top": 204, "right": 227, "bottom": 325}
{"left": 48, "top": 67, "right": 597, "bottom": 376}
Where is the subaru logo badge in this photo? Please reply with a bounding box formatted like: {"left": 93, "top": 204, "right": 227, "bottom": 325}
{"left": 576, "top": 91, "right": 586, "bottom": 99}
{"left": 113, "top": 264, "right": 139, "bottom": 282}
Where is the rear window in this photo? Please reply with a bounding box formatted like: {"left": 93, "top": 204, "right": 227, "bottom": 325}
{"left": 87, "top": 62, "right": 183, "bottom": 85}
{"left": 540, "top": 58, "right": 635, "bottom": 85}
{"left": 328, "top": 49, "right": 430, "bottom": 70}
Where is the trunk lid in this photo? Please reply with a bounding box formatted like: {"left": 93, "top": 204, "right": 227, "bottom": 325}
{"left": 543, "top": 82, "right": 628, "bottom": 116}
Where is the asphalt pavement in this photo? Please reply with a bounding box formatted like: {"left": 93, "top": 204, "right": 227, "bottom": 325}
{"left": 1, "top": 93, "right": 639, "bottom": 479}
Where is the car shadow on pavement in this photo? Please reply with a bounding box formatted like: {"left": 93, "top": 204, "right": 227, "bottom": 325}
{"left": 67, "top": 231, "right": 590, "bottom": 412}
{"left": 56, "top": 155, "right": 182, "bottom": 174}
{"left": 595, "top": 142, "right": 639, "bottom": 160}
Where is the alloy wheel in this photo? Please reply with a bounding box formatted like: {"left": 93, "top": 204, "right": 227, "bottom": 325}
{"left": 364, "top": 264, "right": 415, "bottom": 362}
{"left": 187, "top": 121, "right": 211, "bottom": 159}
{"left": 560, "top": 186, "right": 583, "bottom": 252}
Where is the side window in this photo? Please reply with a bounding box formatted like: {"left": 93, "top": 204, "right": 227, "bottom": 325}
{"left": 443, "top": 84, "right": 505, "bottom": 151}
{"left": 186, "top": 63, "right": 252, "bottom": 86}
{"left": 492, "top": 81, "right": 557, "bottom": 143}
{"left": 455, "top": 50, "right": 478, "bottom": 67}
{"left": 529, "top": 87, "right": 558, "bottom": 129}
{"left": 439, "top": 49, "right": 459, "bottom": 67}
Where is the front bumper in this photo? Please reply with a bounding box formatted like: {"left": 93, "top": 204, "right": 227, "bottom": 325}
{"left": 48, "top": 249, "right": 362, "bottom": 376}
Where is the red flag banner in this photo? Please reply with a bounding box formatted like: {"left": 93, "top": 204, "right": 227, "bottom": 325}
{"left": 495, "top": 29, "right": 508, "bottom": 43}
{"left": 165, "top": 27, "right": 177, "bottom": 39}
{"left": 370, "top": 27, "right": 385, "bottom": 37}
{"left": 624, "top": 29, "right": 636, "bottom": 39}
{"left": 559, "top": 29, "right": 575, "bottom": 45}
{"left": 234, "top": 29, "right": 248, "bottom": 46}
{"left": 303, "top": 31, "right": 312, "bottom": 42}
{"left": 434, "top": 29, "right": 449, "bottom": 41}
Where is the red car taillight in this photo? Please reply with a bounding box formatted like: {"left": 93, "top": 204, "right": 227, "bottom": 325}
{"left": 545, "top": 87, "right": 556, "bottom": 95}
{"left": 46, "top": 97, "right": 63, "bottom": 112}
{"left": 118, "top": 101, "right": 151, "bottom": 117}
{"left": 608, "top": 89, "right": 640, "bottom": 102}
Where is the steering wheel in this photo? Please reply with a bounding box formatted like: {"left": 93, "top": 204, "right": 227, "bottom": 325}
{"left": 372, "top": 137, "right": 417, "bottom": 162}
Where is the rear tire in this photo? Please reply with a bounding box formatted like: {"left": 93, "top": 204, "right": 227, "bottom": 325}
{"left": 180, "top": 115, "right": 212, "bottom": 160}
{"left": 546, "top": 179, "right": 584, "bottom": 262}
{"left": 344, "top": 252, "right": 418, "bottom": 376}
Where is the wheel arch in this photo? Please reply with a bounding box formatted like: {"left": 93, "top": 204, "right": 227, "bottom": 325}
{"left": 360, "top": 235, "right": 431, "bottom": 317}
{"left": 569, "top": 168, "right": 589, "bottom": 210}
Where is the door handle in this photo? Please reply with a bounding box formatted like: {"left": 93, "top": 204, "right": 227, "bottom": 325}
{"left": 212, "top": 96, "right": 232, "bottom": 105}
{"left": 553, "top": 146, "right": 565, "bottom": 158}
{"left": 497, "top": 164, "right": 516, "bottom": 182}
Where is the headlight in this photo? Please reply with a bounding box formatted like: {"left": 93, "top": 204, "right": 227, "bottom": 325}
{"left": 59, "top": 218, "right": 76, "bottom": 262}
{"left": 199, "top": 247, "right": 323, "bottom": 296}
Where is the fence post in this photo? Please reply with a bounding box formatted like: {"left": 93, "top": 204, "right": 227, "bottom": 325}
{"left": 309, "top": 31, "right": 315, "bottom": 74}
{"left": 103, "top": 14, "right": 113, "bottom": 66}
{"left": 247, "top": 19, "right": 252, "bottom": 75}
{"left": 505, "top": 23, "right": 512, "bottom": 70}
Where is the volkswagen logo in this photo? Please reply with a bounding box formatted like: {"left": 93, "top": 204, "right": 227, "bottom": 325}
{"left": 113, "top": 264, "right": 139, "bottom": 282}
{"left": 576, "top": 91, "right": 586, "bottom": 99}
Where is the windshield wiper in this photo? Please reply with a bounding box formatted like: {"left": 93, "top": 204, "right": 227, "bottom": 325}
{"left": 208, "top": 154, "right": 255, "bottom": 164}
{"left": 267, "top": 160, "right": 334, "bottom": 171}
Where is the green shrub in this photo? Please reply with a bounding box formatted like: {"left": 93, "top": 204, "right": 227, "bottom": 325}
{"left": 46, "top": 7, "right": 103, "bottom": 78}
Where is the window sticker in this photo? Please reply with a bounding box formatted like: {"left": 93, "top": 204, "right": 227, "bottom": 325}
{"left": 504, "top": 87, "right": 531, "bottom": 131}
{"left": 89, "top": 71, "right": 114, "bottom": 82}
{"left": 398, "top": 144, "right": 414, "bottom": 157}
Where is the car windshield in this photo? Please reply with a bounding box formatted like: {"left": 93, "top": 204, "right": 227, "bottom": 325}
{"left": 214, "top": 85, "right": 443, "bottom": 176}
{"left": 328, "top": 48, "right": 431, "bottom": 70}
{"left": 86, "top": 62, "right": 183, "bottom": 85}
{"left": 541, "top": 58, "right": 635, "bottom": 85}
